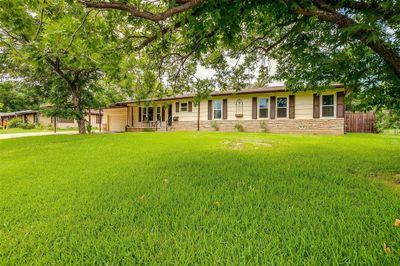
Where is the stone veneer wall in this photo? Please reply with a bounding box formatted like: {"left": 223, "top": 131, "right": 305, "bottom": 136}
{"left": 170, "top": 119, "right": 344, "bottom": 135}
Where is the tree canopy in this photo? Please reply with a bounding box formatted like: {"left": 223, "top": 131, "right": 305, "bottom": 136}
{"left": 79, "top": 0, "right": 400, "bottom": 110}
{"left": 1, "top": 0, "right": 399, "bottom": 133}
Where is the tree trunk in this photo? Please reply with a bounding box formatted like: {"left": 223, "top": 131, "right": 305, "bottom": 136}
{"left": 77, "top": 118, "right": 86, "bottom": 134}
{"left": 71, "top": 86, "right": 86, "bottom": 134}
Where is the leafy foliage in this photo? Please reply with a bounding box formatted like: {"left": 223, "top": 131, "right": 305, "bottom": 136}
{"left": 79, "top": 0, "right": 400, "bottom": 111}
{"left": 6, "top": 117, "right": 35, "bottom": 129}
{"left": 376, "top": 110, "right": 400, "bottom": 133}
{"left": 0, "top": 82, "right": 40, "bottom": 112}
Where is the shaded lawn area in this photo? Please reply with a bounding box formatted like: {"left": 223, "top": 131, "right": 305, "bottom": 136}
{"left": 0, "top": 132, "right": 399, "bottom": 264}
{"left": 0, "top": 128, "right": 78, "bottom": 134}
{"left": 0, "top": 128, "right": 49, "bottom": 134}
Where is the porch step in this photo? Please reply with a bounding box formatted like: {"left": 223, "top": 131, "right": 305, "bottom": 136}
{"left": 126, "top": 127, "right": 155, "bottom": 132}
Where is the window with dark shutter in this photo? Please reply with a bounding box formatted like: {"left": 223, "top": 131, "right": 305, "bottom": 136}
{"left": 223, "top": 99, "right": 227, "bottom": 120}
{"left": 336, "top": 92, "right": 345, "bottom": 118}
{"left": 138, "top": 107, "right": 142, "bottom": 122}
{"left": 276, "top": 97, "right": 288, "bottom": 118}
{"left": 213, "top": 100, "right": 222, "bottom": 119}
{"left": 180, "top": 102, "right": 188, "bottom": 112}
{"left": 175, "top": 102, "right": 179, "bottom": 113}
{"left": 322, "top": 95, "right": 334, "bottom": 117}
{"left": 289, "top": 95, "right": 295, "bottom": 119}
{"left": 258, "top": 98, "right": 269, "bottom": 118}
{"left": 162, "top": 107, "right": 166, "bottom": 121}
{"left": 208, "top": 100, "right": 212, "bottom": 120}
{"left": 313, "top": 94, "right": 320, "bottom": 118}
{"left": 252, "top": 97, "right": 257, "bottom": 119}
{"left": 188, "top": 101, "right": 192, "bottom": 112}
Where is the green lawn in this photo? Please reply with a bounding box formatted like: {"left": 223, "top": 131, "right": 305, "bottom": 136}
{"left": 0, "top": 132, "right": 399, "bottom": 264}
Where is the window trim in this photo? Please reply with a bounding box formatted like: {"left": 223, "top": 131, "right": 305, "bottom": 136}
{"left": 180, "top": 102, "right": 188, "bottom": 112}
{"left": 258, "top": 97, "right": 270, "bottom": 119}
{"left": 213, "top": 99, "right": 222, "bottom": 120}
{"left": 156, "top": 106, "right": 161, "bottom": 121}
{"left": 142, "top": 107, "right": 148, "bottom": 121}
{"left": 276, "top": 96, "right": 288, "bottom": 119}
{"left": 321, "top": 94, "right": 336, "bottom": 118}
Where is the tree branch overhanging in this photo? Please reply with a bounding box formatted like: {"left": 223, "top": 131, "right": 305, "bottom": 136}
{"left": 283, "top": 0, "right": 400, "bottom": 78}
{"left": 78, "top": 0, "right": 204, "bottom": 23}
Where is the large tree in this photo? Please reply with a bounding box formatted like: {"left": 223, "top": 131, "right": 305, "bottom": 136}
{"left": 0, "top": 0, "right": 126, "bottom": 133}
{"left": 79, "top": 0, "right": 400, "bottom": 110}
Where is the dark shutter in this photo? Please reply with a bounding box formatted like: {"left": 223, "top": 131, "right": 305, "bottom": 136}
{"left": 289, "top": 95, "right": 295, "bottom": 119}
{"left": 208, "top": 100, "right": 212, "bottom": 120}
{"left": 223, "top": 99, "right": 228, "bottom": 120}
{"left": 188, "top": 101, "right": 193, "bottom": 112}
{"left": 336, "top": 91, "right": 345, "bottom": 118}
{"left": 270, "top": 96, "right": 276, "bottom": 119}
{"left": 131, "top": 107, "right": 134, "bottom": 125}
{"left": 162, "top": 107, "right": 166, "bottom": 121}
{"left": 313, "top": 94, "right": 320, "bottom": 118}
{"left": 175, "top": 102, "right": 179, "bottom": 113}
{"left": 252, "top": 97, "right": 257, "bottom": 119}
{"left": 138, "top": 107, "right": 142, "bottom": 122}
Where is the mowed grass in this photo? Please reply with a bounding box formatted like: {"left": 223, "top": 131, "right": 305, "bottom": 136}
{"left": 0, "top": 132, "right": 399, "bottom": 264}
{"left": 0, "top": 128, "right": 78, "bottom": 134}
{"left": 0, "top": 128, "right": 48, "bottom": 134}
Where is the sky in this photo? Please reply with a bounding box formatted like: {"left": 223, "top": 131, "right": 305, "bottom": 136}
{"left": 195, "top": 58, "right": 284, "bottom": 87}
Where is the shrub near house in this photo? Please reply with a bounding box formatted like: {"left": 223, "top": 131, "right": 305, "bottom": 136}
{"left": 7, "top": 118, "right": 35, "bottom": 129}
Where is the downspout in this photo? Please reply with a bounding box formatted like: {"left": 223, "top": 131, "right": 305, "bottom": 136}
{"left": 99, "top": 108, "right": 102, "bottom": 132}
{"left": 197, "top": 102, "right": 200, "bottom": 131}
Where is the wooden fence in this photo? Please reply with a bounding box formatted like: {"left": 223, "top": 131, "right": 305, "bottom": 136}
{"left": 345, "top": 111, "right": 377, "bottom": 133}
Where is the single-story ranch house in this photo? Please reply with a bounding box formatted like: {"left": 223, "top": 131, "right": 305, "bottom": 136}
{"left": 102, "top": 85, "right": 346, "bottom": 134}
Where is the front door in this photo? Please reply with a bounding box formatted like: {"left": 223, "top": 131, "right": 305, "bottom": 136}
{"left": 168, "top": 104, "right": 172, "bottom": 126}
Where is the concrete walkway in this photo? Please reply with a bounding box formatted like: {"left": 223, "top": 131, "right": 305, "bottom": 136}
{"left": 0, "top": 131, "right": 77, "bottom": 140}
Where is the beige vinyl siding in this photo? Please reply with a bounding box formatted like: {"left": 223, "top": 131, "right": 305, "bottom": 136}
{"left": 38, "top": 114, "right": 52, "bottom": 126}
{"left": 133, "top": 106, "right": 139, "bottom": 125}
{"left": 294, "top": 94, "right": 313, "bottom": 119}
{"left": 227, "top": 97, "right": 253, "bottom": 120}
{"left": 172, "top": 101, "right": 198, "bottom": 122}
{"left": 199, "top": 101, "right": 208, "bottom": 120}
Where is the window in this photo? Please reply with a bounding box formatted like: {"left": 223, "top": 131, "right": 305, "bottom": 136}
{"left": 276, "top": 97, "right": 288, "bottom": 118}
{"left": 142, "top": 107, "right": 154, "bottom": 121}
{"left": 95, "top": 114, "right": 102, "bottom": 124}
{"left": 180, "top": 102, "right": 188, "bottom": 112}
{"left": 235, "top": 99, "right": 243, "bottom": 117}
{"left": 258, "top": 98, "right": 269, "bottom": 118}
{"left": 156, "top": 107, "right": 161, "bottom": 121}
{"left": 142, "top": 107, "right": 147, "bottom": 121}
{"left": 213, "top": 100, "right": 222, "bottom": 119}
{"left": 322, "top": 95, "right": 334, "bottom": 117}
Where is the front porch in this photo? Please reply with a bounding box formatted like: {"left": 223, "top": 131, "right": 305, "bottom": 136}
{"left": 126, "top": 120, "right": 172, "bottom": 132}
